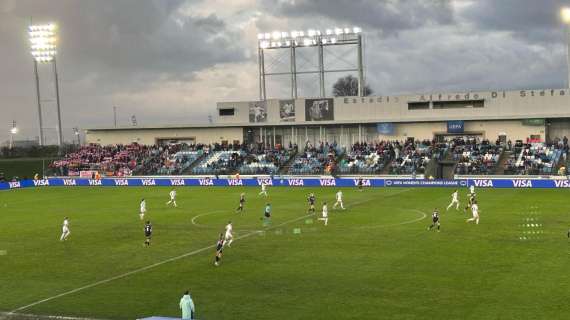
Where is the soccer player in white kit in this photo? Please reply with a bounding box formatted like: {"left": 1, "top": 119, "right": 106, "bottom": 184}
{"left": 466, "top": 201, "right": 480, "bottom": 224}
{"left": 319, "top": 202, "right": 329, "bottom": 226}
{"left": 60, "top": 217, "right": 70, "bottom": 241}
{"left": 224, "top": 221, "right": 233, "bottom": 247}
{"left": 333, "top": 190, "right": 345, "bottom": 210}
{"left": 446, "top": 189, "right": 460, "bottom": 211}
{"left": 140, "top": 198, "right": 147, "bottom": 220}
{"left": 166, "top": 189, "right": 177, "bottom": 207}
{"left": 258, "top": 182, "right": 268, "bottom": 197}
{"left": 469, "top": 185, "right": 475, "bottom": 196}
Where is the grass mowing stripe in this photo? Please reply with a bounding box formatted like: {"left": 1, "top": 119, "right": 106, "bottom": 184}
{"left": 9, "top": 212, "right": 315, "bottom": 314}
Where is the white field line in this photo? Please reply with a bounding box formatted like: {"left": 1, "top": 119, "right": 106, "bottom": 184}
{"left": 8, "top": 213, "right": 314, "bottom": 314}
{"left": 0, "top": 312, "right": 108, "bottom": 320}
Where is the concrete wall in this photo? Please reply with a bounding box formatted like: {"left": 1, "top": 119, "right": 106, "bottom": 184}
{"left": 85, "top": 120, "right": 545, "bottom": 146}
{"left": 376, "top": 120, "right": 545, "bottom": 142}
{"left": 85, "top": 127, "right": 243, "bottom": 145}
{"left": 216, "top": 88, "right": 570, "bottom": 125}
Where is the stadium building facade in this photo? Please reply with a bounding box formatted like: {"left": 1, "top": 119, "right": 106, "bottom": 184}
{"left": 85, "top": 88, "right": 570, "bottom": 147}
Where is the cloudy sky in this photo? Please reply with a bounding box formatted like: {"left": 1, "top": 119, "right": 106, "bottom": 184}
{"left": 1, "top": 0, "right": 569, "bottom": 144}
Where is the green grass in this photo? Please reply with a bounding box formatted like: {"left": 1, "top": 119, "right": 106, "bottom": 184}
{"left": 0, "top": 158, "right": 54, "bottom": 179}
{"left": 0, "top": 187, "right": 569, "bottom": 319}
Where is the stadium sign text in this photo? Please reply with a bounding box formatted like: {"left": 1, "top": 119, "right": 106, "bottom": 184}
{"left": 343, "top": 89, "right": 570, "bottom": 105}
{"left": 63, "top": 179, "right": 77, "bottom": 186}
{"left": 33, "top": 179, "right": 50, "bottom": 186}
{"left": 287, "top": 179, "right": 304, "bottom": 186}
{"left": 170, "top": 179, "right": 185, "bottom": 186}
{"left": 227, "top": 179, "right": 244, "bottom": 186}
{"left": 8, "top": 181, "right": 21, "bottom": 189}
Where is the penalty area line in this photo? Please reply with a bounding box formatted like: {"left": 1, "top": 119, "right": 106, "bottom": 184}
{"left": 9, "top": 213, "right": 313, "bottom": 314}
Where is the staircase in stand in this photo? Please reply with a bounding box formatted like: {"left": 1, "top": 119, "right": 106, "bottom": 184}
{"left": 182, "top": 151, "right": 210, "bottom": 175}
{"left": 493, "top": 149, "right": 511, "bottom": 175}
{"left": 278, "top": 150, "right": 298, "bottom": 174}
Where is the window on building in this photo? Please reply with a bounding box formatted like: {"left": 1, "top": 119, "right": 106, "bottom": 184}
{"left": 219, "top": 108, "right": 235, "bottom": 116}
{"left": 432, "top": 100, "right": 484, "bottom": 109}
{"left": 408, "top": 102, "right": 430, "bottom": 110}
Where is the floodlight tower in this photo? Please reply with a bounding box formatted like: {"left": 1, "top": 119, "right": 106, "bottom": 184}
{"left": 562, "top": 8, "right": 570, "bottom": 88}
{"left": 257, "top": 27, "right": 365, "bottom": 100}
{"left": 9, "top": 121, "right": 18, "bottom": 150}
{"left": 29, "top": 23, "right": 63, "bottom": 146}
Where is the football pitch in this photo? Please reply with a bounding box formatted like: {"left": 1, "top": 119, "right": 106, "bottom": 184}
{"left": 0, "top": 186, "right": 568, "bottom": 320}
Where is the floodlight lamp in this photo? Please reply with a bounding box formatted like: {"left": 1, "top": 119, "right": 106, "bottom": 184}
{"left": 344, "top": 27, "right": 350, "bottom": 34}
{"left": 562, "top": 8, "right": 570, "bottom": 24}
{"left": 29, "top": 23, "right": 57, "bottom": 63}
{"left": 353, "top": 27, "right": 362, "bottom": 33}
{"left": 10, "top": 127, "right": 18, "bottom": 134}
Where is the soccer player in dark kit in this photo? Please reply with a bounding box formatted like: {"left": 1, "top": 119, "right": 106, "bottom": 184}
{"left": 236, "top": 193, "right": 245, "bottom": 213}
{"left": 144, "top": 221, "right": 152, "bottom": 246}
{"left": 428, "top": 208, "right": 440, "bottom": 232}
{"left": 214, "top": 233, "right": 224, "bottom": 266}
{"left": 307, "top": 193, "right": 316, "bottom": 214}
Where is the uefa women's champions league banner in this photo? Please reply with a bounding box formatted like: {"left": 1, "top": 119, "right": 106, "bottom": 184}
{"left": 1, "top": 178, "right": 570, "bottom": 190}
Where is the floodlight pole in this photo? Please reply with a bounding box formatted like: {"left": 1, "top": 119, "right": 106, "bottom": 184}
{"left": 33, "top": 59, "right": 44, "bottom": 146}
{"left": 357, "top": 34, "right": 365, "bottom": 97}
{"left": 53, "top": 56, "right": 63, "bottom": 147}
{"left": 113, "top": 106, "right": 118, "bottom": 128}
{"left": 566, "top": 24, "right": 570, "bottom": 89}
{"left": 318, "top": 42, "right": 325, "bottom": 97}
{"left": 258, "top": 48, "right": 267, "bottom": 101}
{"left": 290, "top": 45, "right": 297, "bottom": 99}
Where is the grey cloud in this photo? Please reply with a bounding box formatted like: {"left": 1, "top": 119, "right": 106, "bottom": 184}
{"left": 262, "top": 0, "right": 455, "bottom": 35}
{"left": 465, "top": 0, "right": 568, "bottom": 43}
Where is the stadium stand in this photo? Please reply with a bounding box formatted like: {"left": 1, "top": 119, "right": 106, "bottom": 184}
{"left": 389, "top": 139, "right": 435, "bottom": 175}
{"left": 288, "top": 142, "right": 342, "bottom": 175}
{"left": 238, "top": 147, "right": 294, "bottom": 175}
{"left": 50, "top": 143, "right": 205, "bottom": 176}
{"left": 452, "top": 138, "right": 503, "bottom": 175}
{"left": 504, "top": 142, "right": 564, "bottom": 175}
{"left": 338, "top": 142, "right": 392, "bottom": 174}
{"left": 47, "top": 136, "right": 568, "bottom": 177}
